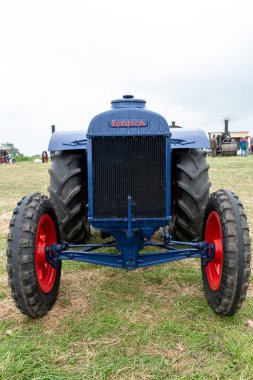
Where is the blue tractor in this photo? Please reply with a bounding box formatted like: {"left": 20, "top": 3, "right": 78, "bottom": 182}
{"left": 6, "top": 95, "right": 251, "bottom": 318}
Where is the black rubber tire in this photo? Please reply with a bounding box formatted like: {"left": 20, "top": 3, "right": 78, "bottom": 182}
{"left": 201, "top": 189, "right": 251, "bottom": 315}
{"left": 48, "top": 150, "right": 90, "bottom": 243}
{"left": 172, "top": 149, "right": 211, "bottom": 241}
{"left": 6, "top": 193, "right": 61, "bottom": 318}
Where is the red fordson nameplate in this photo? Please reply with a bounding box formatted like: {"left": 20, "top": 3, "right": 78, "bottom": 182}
{"left": 110, "top": 120, "right": 148, "bottom": 127}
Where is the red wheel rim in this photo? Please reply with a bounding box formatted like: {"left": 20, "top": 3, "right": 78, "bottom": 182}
{"left": 205, "top": 211, "right": 223, "bottom": 291}
{"left": 35, "top": 214, "right": 57, "bottom": 293}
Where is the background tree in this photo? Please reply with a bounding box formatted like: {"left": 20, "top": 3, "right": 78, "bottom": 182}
{"left": 0, "top": 142, "right": 23, "bottom": 158}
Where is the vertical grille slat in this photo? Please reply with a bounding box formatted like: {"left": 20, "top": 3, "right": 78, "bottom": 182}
{"left": 92, "top": 136, "right": 166, "bottom": 218}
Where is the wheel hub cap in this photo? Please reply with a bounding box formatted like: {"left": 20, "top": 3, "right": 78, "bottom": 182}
{"left": 35, "top": 214, "right": 57, "bottom": 293}
{"left": 205, "top": 211, "right": 223, "bottom": 291}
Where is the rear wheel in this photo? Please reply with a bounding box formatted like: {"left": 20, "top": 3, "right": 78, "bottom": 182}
{"left": 201, "top": 189, "right": 251, "bottom": 315}
{"left": 6, "top": 193, "right": 61, "bottom": 318}
{"left": 48, "top": 150, "right": 90, "bottom": 243}
{"left": 172, "top": 149, "right": 211, "bottom": 241}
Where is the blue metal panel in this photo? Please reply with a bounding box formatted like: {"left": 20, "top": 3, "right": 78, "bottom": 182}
{"left": 90, "top": 218, "right": 171, "bottom": 230}
{"left": 48, "top": 131, "right": 87, "bottom": 152}
{"left": 170, "top": 129, "right": 210, "bottom": 149}
{"left": 89, "top": 220, "right": 171, "bottom": 241}
{"left": 87, "top": 109, "right": 170, "bottom": 137}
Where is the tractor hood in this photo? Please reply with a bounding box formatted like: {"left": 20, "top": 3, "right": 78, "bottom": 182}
{"left": 87, "top": 95, "right": 170, "bottom": 137}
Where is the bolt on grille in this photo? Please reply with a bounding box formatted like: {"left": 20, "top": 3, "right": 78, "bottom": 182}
{"left": 92, "top": 136, "right": 166, "bottom": 218}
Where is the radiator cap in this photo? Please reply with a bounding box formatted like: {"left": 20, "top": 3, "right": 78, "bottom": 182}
{"left": 111, "top": 95, "right": 146, "bottom": 109}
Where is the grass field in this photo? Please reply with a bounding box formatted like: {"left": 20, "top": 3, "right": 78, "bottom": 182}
{"left": 0, "top": 156, "right": 253, "bottom": 380}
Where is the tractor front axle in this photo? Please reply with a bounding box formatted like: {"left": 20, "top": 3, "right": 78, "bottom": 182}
{"left": 46, "top": 239, "right": 214, "bottom": 271}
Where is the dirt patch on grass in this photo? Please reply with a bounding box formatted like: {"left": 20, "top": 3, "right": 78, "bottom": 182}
{"left": 0, "top": 297, "right": 23, "bottom": 323}
{"left": 121, "top": 282, "right": 202, "bottom": 325}
{"left": 245, "top": 282, "right": 253, "bottom": 298}
{"left": 54, "top": 339, "right": 97, "bottom": 371}
{"left": 0, "top": 275, "right": 23, "bottom": 323}
{"left": 143, "top": 284, "right": 179, "bottom": 301}
{"left": 109, "top": 371, "right": 156, "bottom": 380}
{"left": 0, "top": 211, "right": 12, "bottom": 239}
{"left": 60, "top": 268, "right": 109, "bottom": 303}
{"left": 146, "top": 342, "right": 186, "bottom": 360}
{"left": 123, "top": 304, "right": 161, "bottom": 324}
{"left": 43, "top": 268, "right": 109, "bottom": 330}
{"left": 143, "top": 282, "right": 201, "bottom": 302}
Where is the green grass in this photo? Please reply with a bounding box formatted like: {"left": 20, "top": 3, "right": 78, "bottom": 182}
{"left": 0, "top": 157, "right": 253, "bottom": 380}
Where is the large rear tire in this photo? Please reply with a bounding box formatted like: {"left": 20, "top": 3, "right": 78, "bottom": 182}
{"left": 6, "top": 193, "right": 61, "bottom": 318}
{"left": 172, "top": 149, "right": 211, "bottom": 241}
{"left": 201, "top": 189, "right": 251, "bottom": 315}
{"left": 48, "top": 151, "right": 90, "bottom": 243}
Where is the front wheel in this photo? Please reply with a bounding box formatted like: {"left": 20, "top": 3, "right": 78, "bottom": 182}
{"left": 201, "top": 189, "right": 251, "bottom": 315}
{"left": 6, "top": 193, "right": 61, "bottom": 318}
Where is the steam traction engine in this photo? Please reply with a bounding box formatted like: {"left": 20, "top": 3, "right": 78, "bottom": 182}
{"left": 6, "top": 95, "right": 251, "bottom": 318}
{"left": 217, "top": 119, "right": 238, "bottom": 156}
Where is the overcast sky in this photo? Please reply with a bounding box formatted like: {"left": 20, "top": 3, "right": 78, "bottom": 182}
{"left": 0, "top": 0, "right": 253, "bottom": 155}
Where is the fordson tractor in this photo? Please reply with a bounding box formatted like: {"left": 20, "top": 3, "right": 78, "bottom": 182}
{"left": 6, "top": 95, "right": 251, "bottom": 318}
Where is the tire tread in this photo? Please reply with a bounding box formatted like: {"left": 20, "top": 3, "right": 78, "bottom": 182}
{"left": 172, "top": 149, "right": 211, "bottom": 241}
{"left": 6, "top": 193, "right": 61, "bottom": 318}
{"left": 48, "top": 151, "right": 89, "bottom": 243}
{"left": 201, "top": 189, "right": 251, "bottom": 315}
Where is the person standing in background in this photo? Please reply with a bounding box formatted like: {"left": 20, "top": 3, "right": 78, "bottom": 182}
{"left": 210, "top": 135, "right": 218, "bottom": 157}
{"left": 240, "top": 138, "right": 248, "bottom": 157}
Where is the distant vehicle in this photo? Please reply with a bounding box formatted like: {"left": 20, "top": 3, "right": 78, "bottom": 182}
{"left": 0, "top": 148, "right": 10, "bottom": 164}
{"left": 216, "top": 120, "right": 238, "bottom": 156}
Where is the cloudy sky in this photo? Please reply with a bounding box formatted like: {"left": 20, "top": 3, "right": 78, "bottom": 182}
{"left": 0, "top": 0, "right": 252, "bottom": 155}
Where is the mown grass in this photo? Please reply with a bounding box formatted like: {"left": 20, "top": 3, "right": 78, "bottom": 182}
{"left": 0, "top": 156, "right": 253, "bottom": 380}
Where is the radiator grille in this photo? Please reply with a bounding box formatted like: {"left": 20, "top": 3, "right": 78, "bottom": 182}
{"left": 92, "top": 136, "right": 166, "bottom": 218}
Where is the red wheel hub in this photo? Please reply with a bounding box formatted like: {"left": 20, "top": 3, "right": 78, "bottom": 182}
{"left": 35, "top": 214, "right": 57, "bottom": 293}
{"left": 205, "top": 211, "right": 223, "bottom": 291}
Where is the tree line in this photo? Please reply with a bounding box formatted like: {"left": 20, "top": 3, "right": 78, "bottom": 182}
{"left": 0, "top": 142, "right": 40, "bottom": 161}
